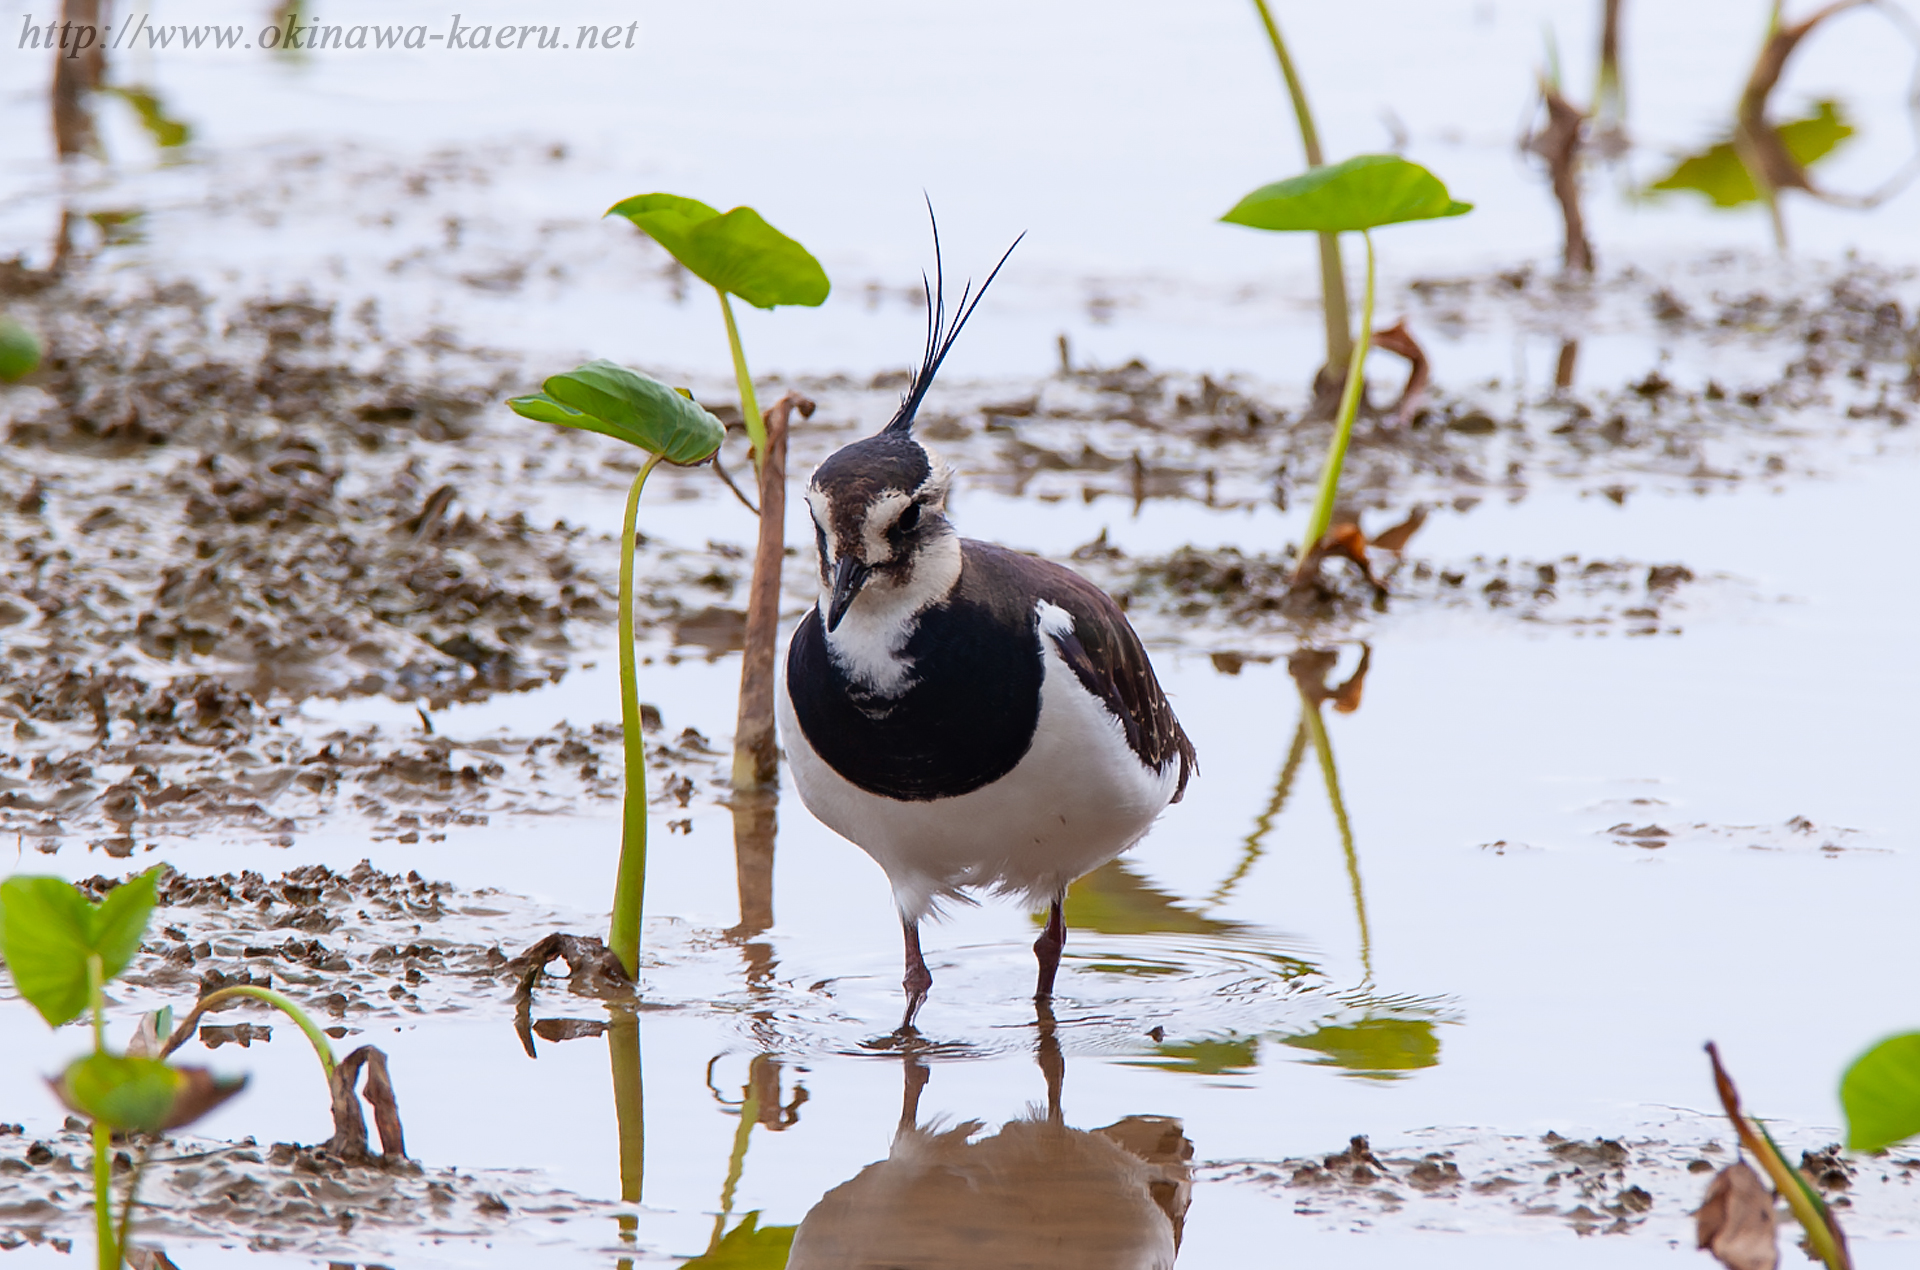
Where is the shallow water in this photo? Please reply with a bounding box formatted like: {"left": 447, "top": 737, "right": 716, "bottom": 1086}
{"left": 3, "top": 1, "right": 1920, "bottom": 1265}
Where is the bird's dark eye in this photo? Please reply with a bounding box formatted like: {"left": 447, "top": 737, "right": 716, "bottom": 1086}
{"left": 896, "top": 502, "right": 922, "bottom": 533}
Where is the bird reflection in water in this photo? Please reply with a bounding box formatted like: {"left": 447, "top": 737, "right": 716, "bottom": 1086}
{"left": 788, "top": 1004, "right": 1193, "bottom": 1269}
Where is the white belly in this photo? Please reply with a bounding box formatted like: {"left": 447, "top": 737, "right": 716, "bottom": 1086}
{"left": 777, "top": 628, "right": 1179, "bottom": 922}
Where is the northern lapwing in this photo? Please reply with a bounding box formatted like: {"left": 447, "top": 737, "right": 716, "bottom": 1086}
{"left": 777, "top": 230, "right": 1196, "bottom": 1028}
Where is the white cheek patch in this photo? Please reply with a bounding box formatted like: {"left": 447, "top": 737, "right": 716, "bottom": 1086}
{"left": 862, "top": 491, "right": 911, "bottom": 564}
{"left": 805, "top": 488, "right": 835, "bottom": 558}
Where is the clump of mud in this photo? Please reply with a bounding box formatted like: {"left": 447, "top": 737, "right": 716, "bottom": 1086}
{"left": 76, "top": 860, "right": 528, "bottom": 1020}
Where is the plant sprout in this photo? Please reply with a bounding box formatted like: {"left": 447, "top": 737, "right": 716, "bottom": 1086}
{"left": 1645, "top": 1, "right": 1920, "bottom": 251}
{"left": 1221, "top": 154, "right": 1471, "bottom": 581}
{"left": 605, "top": 193, "right": 829, "bottom": 793}
{"left": 1702, "top": 1041, "right": 1851, "bottom": 1270}
{"left": 0, "top": 869, "right": 245, "bottom": 1269}
{"left": 509, "top": 361, "right": 727, "bottom": 978}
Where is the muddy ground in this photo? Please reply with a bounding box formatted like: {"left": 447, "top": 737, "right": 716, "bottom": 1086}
{"left": 0, "top": 261, "right": 1911, "bottom": 864}
{"left": 2, "top": 251, "right": 1919, "bottom": 1261}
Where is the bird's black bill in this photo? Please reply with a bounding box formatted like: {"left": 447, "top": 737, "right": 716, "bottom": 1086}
{"left": 826, "top": 557, "right": 871, "bottom": 632}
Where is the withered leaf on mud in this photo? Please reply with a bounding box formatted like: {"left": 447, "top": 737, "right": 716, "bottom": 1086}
{"left": 1367, "top": 506, "right": 1427, "bottom": 555}
{"left": 1697, "top": 1161, "right": 1778, "bottom": 1270}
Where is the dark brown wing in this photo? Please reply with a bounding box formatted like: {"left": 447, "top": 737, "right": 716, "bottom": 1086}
{"left": 961, "top": 543, "right": 1197, "bottom": 801}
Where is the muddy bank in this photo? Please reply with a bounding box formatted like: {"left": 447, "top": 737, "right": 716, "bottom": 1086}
{"left": 1212, "top": 1120, "right": 1920, "bottom": 1242}
{"left": 1078, "top": 536, "right": 1712, "bottom": 646}
{"left": 0, "top": 1119, "right": 616, "bottom": 1259}
{"left": 763, "top": 265, "right": 1919, "bottom": 516}
{"left": 0, "top": 698, "right": 724, "bottom": 863}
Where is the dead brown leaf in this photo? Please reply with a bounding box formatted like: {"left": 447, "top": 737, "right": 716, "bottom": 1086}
{"left": 162, "top": 1067, "right": 248, "bottom": 1130}
{"left": 1697, "top": 1161, "right": 1779, "bottom": 1270}
{"left": 1368, "top": 506, "right": 1427, "bottom": 555}
{"left": 1528, "top": 84, "right": 1594, "bottom": 273}
{"left": 1736, "top": 2, "right": 1867, "bottom": 200}
{"left": 1370, "top": 320, "right": 1431, "bottom": 424}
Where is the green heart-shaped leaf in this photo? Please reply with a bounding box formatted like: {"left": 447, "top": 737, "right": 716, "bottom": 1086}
{"left": 0, "top": 316, "right": 41, "bottom": 383}
{"left": 609, "top": 193, "right": 830, "bottom": 309}
{"left": 1223, "top": 154, "right": 1473, "bottom": 234}
{"left": 0, "top": 870, "right": 161, "bottom": 1028}
{"left": 1843, "top": 1032, "right": 1920, "bottom": 1152}
{"left": 53, "top": 1054, "right": 246, "bottom": 1132}
{"left": 508, "top": 361, "right": 726, "bottom": 465}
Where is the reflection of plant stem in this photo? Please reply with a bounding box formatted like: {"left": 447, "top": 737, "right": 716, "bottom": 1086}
{"left": 1300, "top": 691, "right": 1372, "bottom": 980}
{"left": 729, "top": 791, "right": 777, "bottom": 936}
{"left": 706, "top": 1066, "right": 763, "bottom": 1253}
{"left": 717, "top": 291, "right": 766, "bottom": 472}
{"left": 1295, "top": 230, "right": 1375, "bottom": 577}
{"left": 112, "top": 1145, "right": 149, "bottom": 1264}
{"left": 1249, "top": 0, "right": 1353, "bottom": 377}
{"left": 609, "top": 1007, "right": 645, "bottom": 1206}
{"left": 161, "top": 985, "right": 336, "bottom": 1079}
{"left": 91, "top": 1118, "right": 112, "bottom": 1270}
{"left": 1209, "top": 717, "right": 1309, "bottom": 907}
{"left": 610, "top": 453, "right": 667, "bottom": 979}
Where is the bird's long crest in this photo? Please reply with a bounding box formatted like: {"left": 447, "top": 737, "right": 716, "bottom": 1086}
{"left": 881, "top": 204, "right": 1023, "bottom": 436}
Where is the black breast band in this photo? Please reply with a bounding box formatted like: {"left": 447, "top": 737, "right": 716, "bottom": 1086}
{"left": 786, "top": 557, "right": 1045, "bottom": 802}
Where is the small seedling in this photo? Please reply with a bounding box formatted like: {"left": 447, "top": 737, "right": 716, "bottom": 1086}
{"left": 0, "top": 316, "right": 41, "bottom": 382}
{"left": 0, "top": 870, "right": 244, "bottom": 1269}
{"left": 605, "top": 193, "right": 829, "bottom": 793}
{"left": 1646, "top": 2, "right": 1920, "bottom": 250}
{"left": 1701, "top": 1041, "right": 1851, "bottom": 1270}
{"left": 1247, "top": 0, "right": 1352, "bottom": 398}
{"left": 510, "top": 362, "right": 727, "bottom": 978}
{"left": 1221, "top": 155, "right": 1471, "bottom": 582}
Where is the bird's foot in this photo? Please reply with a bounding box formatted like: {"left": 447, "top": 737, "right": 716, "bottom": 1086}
{"left": 900, "top": 967, "right": 931, "bottom": 1032}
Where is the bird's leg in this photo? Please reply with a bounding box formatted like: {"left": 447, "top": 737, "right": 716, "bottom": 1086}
{"left": 1033, "top": 893, "right": 1066, "bottom": 1000}
{"left": 901, "top": 916, "right": 932, "bottom": 1031}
